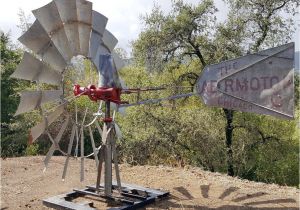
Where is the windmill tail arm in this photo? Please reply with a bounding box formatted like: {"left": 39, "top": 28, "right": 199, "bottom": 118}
{"left": 119, "top": 92, "right": 196, "bottom": 108}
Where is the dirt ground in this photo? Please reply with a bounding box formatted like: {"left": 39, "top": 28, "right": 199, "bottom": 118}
{"left": 1, "top": 156, "right": 299, "bottom": 210}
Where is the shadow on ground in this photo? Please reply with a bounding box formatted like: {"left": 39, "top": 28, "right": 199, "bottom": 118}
{"left": 151, "top": 185, "right": 298, "bottom": 210}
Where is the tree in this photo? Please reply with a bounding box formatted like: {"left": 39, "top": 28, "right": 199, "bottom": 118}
{"left": 17, "top": 9, "right": 32, "bottom": 33}
{"left": 225, "top": 0, "right": 299, "bottom": 52}
{"left": 1, "top": 32, "right": 31, "bottom": 157}
{"left": 129, "top": 0, "right": 299, "bottom": 183}
{"left": 1, "top": 32, "right": 22, "bottom": 123}
{"left": 133, "top": 0, "right": 217, "bottom": 73}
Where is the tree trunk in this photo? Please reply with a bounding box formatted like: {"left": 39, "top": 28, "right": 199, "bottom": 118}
{"left": 223, "top": 108, "right": 234, "bottom": 176}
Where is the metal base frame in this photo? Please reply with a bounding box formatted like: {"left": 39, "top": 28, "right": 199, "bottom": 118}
{"left": 43, "top": 182, "right": 169, "bottom": 210}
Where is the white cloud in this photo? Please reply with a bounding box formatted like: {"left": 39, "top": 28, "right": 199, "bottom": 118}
{"left": 1, "top": 0, "right": 296, "bottom": 55}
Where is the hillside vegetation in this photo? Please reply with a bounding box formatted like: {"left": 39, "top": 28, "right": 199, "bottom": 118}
{"left": 1, "top": 0, "right": 299, "bottom": 188}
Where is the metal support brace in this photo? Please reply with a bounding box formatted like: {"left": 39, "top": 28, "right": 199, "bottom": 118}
{"left": 43, "top": 182, "right": 169, "bottom": 210}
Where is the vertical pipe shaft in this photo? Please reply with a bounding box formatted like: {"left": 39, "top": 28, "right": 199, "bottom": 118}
{"left": 104, "top": 101, "right": 112, "bottom": 196}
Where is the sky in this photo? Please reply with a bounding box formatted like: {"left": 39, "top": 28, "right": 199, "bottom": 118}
{"left": 0, "top": 0, "right": 228, "bottom": 52}
{"left": 0, "top": 0, "right": 298, "bottom": 69}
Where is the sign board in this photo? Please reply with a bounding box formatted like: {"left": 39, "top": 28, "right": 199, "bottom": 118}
{"left": 195, "top": 43, "right": 294, "bottom": 119}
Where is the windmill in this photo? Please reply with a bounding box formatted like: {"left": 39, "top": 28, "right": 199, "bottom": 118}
{"left": 11, "top": 0, "right": 169, "bottom": 209}
{"left": 11, "top": 0, "right": 295, "bottom": 209}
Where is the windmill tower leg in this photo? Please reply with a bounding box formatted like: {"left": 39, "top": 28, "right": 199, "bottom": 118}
{"left": 95, "top": 101, "right": 116, "bottom": 196}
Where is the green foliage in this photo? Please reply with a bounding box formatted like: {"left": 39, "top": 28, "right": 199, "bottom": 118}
{"left": 1, "top": 33, "right": 49, "bottom": 157}
{"left": 1, "top": 32, "right": 26, "bottom": 157}
{"left": 132, "top": 0, "right": 217, "bottom": 71}
{"left": 118, "top": 66, "right": 227, "bottom": 170}
{"left": 1, "top": 33, "right": 22, "bottom": 123}
{"left": 1, "top": 0, "right": 298, "bottom": 189}
{"left": 25, "top": 144, "right": 39, "bottom": 156}
{"left": 123, "top": 0, "right": 300, "bottom": 187}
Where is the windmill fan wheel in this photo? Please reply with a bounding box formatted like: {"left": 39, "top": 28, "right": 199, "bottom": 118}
{"left": 11, "top": 0, "right": 125, "bottom": 181}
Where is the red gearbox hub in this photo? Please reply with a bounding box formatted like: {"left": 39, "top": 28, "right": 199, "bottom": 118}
{"left": 73, "top": 84, "right": 123, "bottom": 104}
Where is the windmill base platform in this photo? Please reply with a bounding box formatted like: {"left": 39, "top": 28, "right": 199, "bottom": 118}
{"left": 43, "top": 182, "right": 169, "bottom": 210}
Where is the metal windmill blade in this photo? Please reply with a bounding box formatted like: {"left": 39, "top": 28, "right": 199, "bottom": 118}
{"left": 102, "top": 29, "right": 118, "bottom": 52}
{"left": 44, "top": 115, "right": 70, "bottom": 170}
{"left": 29, "top": 104, "right": 65, "bottom": 143}
{"left": 11, "top": 52, "right": 62, "bottom": 85}
{"left": 32, "top": 1, "right": 73, "bottom": 62}
{"left": 54, "top": 0, "right": 80, "bottom": 56}
{"left": 14, "top": 90, "right": 63, "bottom": 116}
{"left": 89, "top": 11, "right": 108, "bottom": 59}
{"left": 97, "top": 54, "right": 122, "bottom": 88}
{"left": 76, "top": 0, "right": 93, "bottom": 56}
{"left": 18, "top": 20, "right": 68, "bottom": 71}
{"left": 14, "top": 0, "right": 96, "bottom": 166}
{"left": 91, "top": 29, "right": 118, "bottom": 68}
{"left": 87, "top": 9, "right": 128, "bottom": 90}
{"left": 12, "top": 1, "right": 147, "bottom": 207}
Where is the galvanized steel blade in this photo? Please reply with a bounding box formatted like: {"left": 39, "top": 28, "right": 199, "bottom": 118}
{"left": 91, "top": 28, "right": 119, "bottom": 66}
{"left": 97, "top": 54, "right": 122, "bottom": 88}
{"left": 92, "top": 44, "right": 110, "bottom": 68}
{"left": 62, "top": 124, "right": 76, "bottom": 180}
{"left": 29, "top": 104, "right": 65, "bottom": 143}
{"left": 102, "top": 29, "right": 118, "bottom": 52}
{"left": 92, "top": 11, "right": 107, "bottom": 36}
{"left": 40, "top": 43, "right": 68, "bottom": 72}
{"left": 54, "top": 0, "right": 80, "bottom": 56}
{"left": 18, "top": 20, "right": 67, "bottom": 71}
{"left": 50, "top": 29, "right": 73, "bottom": 62}
{"left": 44, "top": 115, "right": 70, "bottom": 169}
{"left": 88, "top": 126, "right": 99, "bottom": 167}
{"left": 76, "top": 0, "right": 92, "bottom": 56}
{"left": 195, "top": 42, "right": 295, "bottom": 119}
{"left": 32, "top": 1, "right": 73, "bottom": 61}
{"left": 89, "top": 11, "right": 108, "bottom": 58}
{"left": 89, "top": 32, "right": 103, "bottom": 60}
{"left": 18, "top": 20, "right": 49, "bottom": 54}
{"left": 11, "top": 52, "right": 62, "bottom": 85}
{"left": 15, "top": 90, "right": 63, "bottom": 116}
